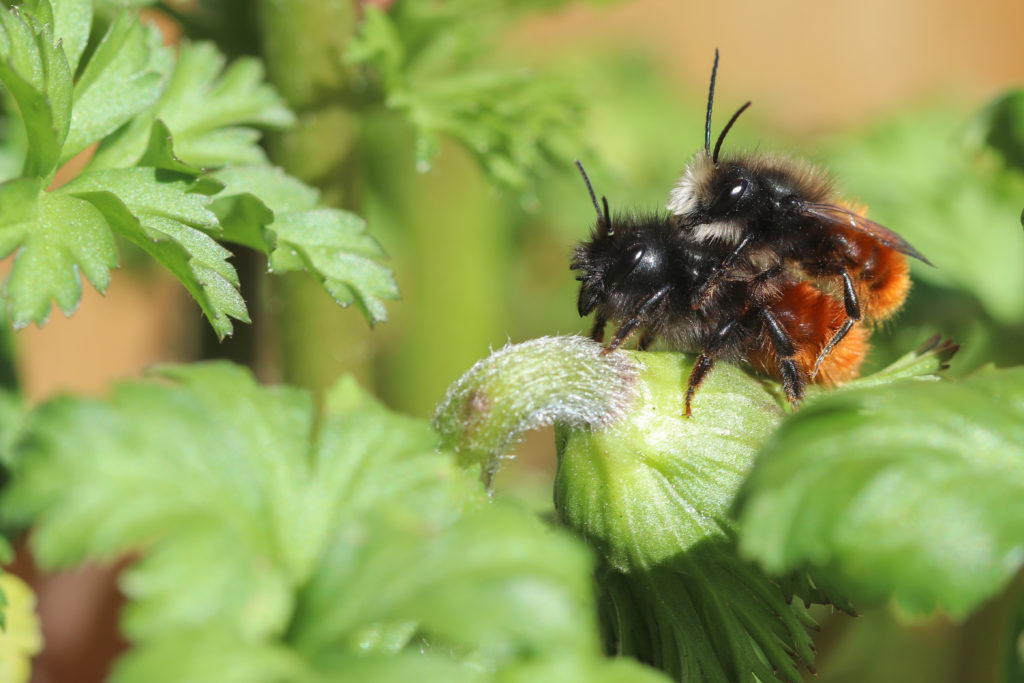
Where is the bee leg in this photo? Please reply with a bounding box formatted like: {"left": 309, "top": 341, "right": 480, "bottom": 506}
{"left": 811, "top": 270, "right": 861, "bottom": 379}
{"left": 691, "top": 234, "right": 754, "bottom": 309}
{"left": 760, "top": 308, "right": 806, "bottom": 405}
{"left": 602, "top": 286, "right": 671, "bottom": 355}
{"left": 590, "top": 314, "right": 607, "bottom": 343}
{"left": 684, "top": 318, "right": 740, "bottom": 416}
{"left": 684, "top": 354, "right": 715, "bottom": 417}
{"left": 748, "top": 263, "right": 785, "bottom": 286}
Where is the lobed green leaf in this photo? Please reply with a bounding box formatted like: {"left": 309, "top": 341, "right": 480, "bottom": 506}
{"left": 0, "top": 1, "right": 72, "bottom": 180}
{"left": 290, "top": 506, "right": 600, "bottom": 669}
{"left": 348, "top": 5, "right": 583, "bottom": 191}
{"left": 62, "top": 167, "right": 247, "bottom": 337}
{"left": 211, "top": 165, "right": 398, "bottom": 326}
{"left": 90, "top": 41, "right": 294, "bottom": 170}
{"left": 737, "top": 366, "right": 1024, "bottom": 618}
{"left": 62, "top": 10, "right": 170, "bottom": 164}
{"left": 1, "top": 363, "right": 639, "bottom": 680}
{"left": 19, "top": 0, "right": 91, "bottom": 73}
{"left": 110, "top": 630, "right": 310, "bottom": 683}
{"left": 0, "top": 176, "right": 118, "bottom": 326}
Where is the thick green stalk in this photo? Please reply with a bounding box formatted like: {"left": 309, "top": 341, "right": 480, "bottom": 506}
{"left": 381, "top": 137, "right": 509, "bottom": 418}
{"left": 256, "top": 0, "right": 373, "bottom": 393}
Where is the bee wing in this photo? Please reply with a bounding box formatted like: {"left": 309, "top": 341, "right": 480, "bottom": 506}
{"left": 798, "top": 202, "right": 932, "bottom": 266}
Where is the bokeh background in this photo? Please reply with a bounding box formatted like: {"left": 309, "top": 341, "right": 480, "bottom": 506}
{"left": 11, "top": 1, "right": 1024, "bottom": 681}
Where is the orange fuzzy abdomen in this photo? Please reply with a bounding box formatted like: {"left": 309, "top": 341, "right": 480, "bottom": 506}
{"left": 750, "top": 281, "right": 868, "bottom": 385}
{"left": 832, "top": 224, "right": 911, "bottom": 324}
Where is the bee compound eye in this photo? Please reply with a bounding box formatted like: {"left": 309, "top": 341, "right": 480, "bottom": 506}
{"left": 711, "top": 178, "right": 749, "bottom": 215}
{"left": 609, "top": 243, "right": 646, "bottom": 283}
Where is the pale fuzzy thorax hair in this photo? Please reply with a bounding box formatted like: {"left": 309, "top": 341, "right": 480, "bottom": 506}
{"left": 667, "top": 150, "right": 835, "bottom": 225}
{"left": 667, "top": 150, "right": 715, "bottom": 218}
{"left": 666, "top": 150, "right": 743, "bottom": 244}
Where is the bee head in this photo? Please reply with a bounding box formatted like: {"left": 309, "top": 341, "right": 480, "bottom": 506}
{"left": 572, "top": 214, "right": 675, "bottom": 317}
{"left": 668, "top": 51, "right": 833, "bottom": 239}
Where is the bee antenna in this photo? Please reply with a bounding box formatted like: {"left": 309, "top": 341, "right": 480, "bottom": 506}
{"left": 712, "top": 100, "right": 751, "bottom": 164}
{"left": 575, "top": 160, "right": 603, "bottom": 219}
{"left": 705, "top": 48, "right": 719, "bottom": 156}
{"left": 575, "top": 159, "right": 613, "bottom": 236}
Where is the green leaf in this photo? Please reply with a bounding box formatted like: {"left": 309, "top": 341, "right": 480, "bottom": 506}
{"left": 290, "top": 506, "right": 600, "bottom": 669}
{"left": 61, "top": 10, "right": 169, "bottom": 164}
{"left": 62, "top": 167, "right": 246, "bottom": 338}
{"left": 20, "top": 0, "right": 91, "bottom": 73}
{"left": 90, "top": 41, "right": 293, "bottom": 170}
{"left": 268, "top": 208, "right": 396, "bottom": 324}
{"left": 348, "top": 5, "right": 583, "bottom": 190}
{"left": 135, "top": 119, "right": 205, "bottom": 175}
{"left": 211, "top": 165, "right": 398, "bottom": 325}
{"left": 111, "top": 630, "right": 310, "bottom": 683}
{"left": 498, "top": 657, "right": 671, "bottom": 683}
{"left": 737, "top": 366, "right": 1024, "bottom": 618}
{"left": 0, "top": 176, "right": 118, "bottom": 326}
{"left": 310, "top": 651, "right": 670, "bottom": 683}
{"left": 796, "top": 334, "right": 959, "bottom": 405}
{"left": 2, "top": 363, "right": 627, "bottom": 679}
{"left": 965, "top": 88, "right": 1024, "bottom": 174}
{"left": 0, "top": 2, "right": 72, "bottom": 179}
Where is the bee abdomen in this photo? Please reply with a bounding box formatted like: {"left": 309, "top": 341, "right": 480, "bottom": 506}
{"left": 749, "top": 280, "right": 868, "bottom": 385}
{"left": 851, "top": 245, "right": 910, "bottom": 324}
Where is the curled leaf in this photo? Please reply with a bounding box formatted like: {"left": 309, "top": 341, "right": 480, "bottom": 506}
{"left": 432, "top": 335, "right": 638, "bottom": 481}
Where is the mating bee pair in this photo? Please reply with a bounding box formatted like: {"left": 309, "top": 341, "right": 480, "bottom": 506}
{"left": 571, "top": 52, "right": 929, "bottom": 416}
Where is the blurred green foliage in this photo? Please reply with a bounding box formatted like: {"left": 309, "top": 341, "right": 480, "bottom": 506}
{"left": 3, "top": 364, "right": 666, "bottom": 682}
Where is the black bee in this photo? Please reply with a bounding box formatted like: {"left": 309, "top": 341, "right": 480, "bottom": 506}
{"left": 668, "top": 50, "right": 929, "bottom": 376}
{"left": 570, "top": 161, "right": 867, "bottom": 416}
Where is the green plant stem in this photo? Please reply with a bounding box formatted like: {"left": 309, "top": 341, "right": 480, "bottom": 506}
{"left": 256, "top": 0, "right": 373, "bottom": 393}
{"left": 383, "top": 138, "right": 508, "bottom": 417}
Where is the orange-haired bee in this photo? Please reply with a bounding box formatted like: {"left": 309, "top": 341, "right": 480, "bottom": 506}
{"left": 571, "top": 162, "right": 867, "bottom": 415}
{"left": 668, "top": 51, "right": 929, "bottom": 376}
